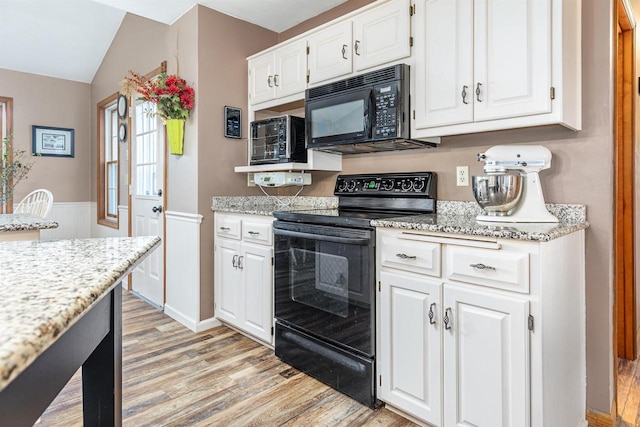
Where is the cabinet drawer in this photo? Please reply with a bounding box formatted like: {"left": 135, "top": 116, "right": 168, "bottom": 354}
{"left": 216, "top": 216, "right": 241, "bottom": 240}
{"left": 446, "top": 246, "right": 529, "bottom": 293}
{"left": 242, "top": 220, "right": 273, "bottom": 245}
{"left": 380, "top": 234, "right": 441, "bottom": 277}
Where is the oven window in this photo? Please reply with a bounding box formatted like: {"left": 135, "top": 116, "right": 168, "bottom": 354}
{"left": 291, "top": 245, "right": 350, "bottom": 318}
{"left": 311, "top": 99, "right": 364, "bottom": 138}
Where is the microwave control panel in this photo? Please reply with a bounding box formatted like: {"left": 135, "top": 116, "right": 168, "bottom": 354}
{"left": 373, "top": 82, "right": 400, "bottom": 139}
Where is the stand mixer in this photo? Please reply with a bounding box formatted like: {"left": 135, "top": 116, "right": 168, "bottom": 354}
{"left": 474, "top": 145, "right": 558, "bottom": 223}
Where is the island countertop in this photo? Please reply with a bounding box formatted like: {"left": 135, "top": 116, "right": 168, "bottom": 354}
{"left": 0, "top": 213, "right": 58, "bottom": 232}
{"left": 0, "top": 236, "right": 160, "bottom": 391}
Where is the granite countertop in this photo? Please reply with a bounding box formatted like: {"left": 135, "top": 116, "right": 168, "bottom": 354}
{"left": 212, "top": 196, "right": 338, "bottom": 216}
{"left": 211, "top": 196, "right": 588, "bottom": 242}
{"left": 372, "top": 201, "right": 588, "bottom": 242}
{"left": 0, "top": 236, "right": 161, "bottom": 391}
{"left": 0, "top": 213, "right": 58, "bottom": 232}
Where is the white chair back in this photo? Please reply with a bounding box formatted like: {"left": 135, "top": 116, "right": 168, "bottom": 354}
{"left": 14, "top": 189, "right": 54, "bottom": 218}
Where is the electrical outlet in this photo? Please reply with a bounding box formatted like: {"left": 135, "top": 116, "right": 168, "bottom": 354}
{"left": 456, "top": 166, "right": 469, "bottom": 186}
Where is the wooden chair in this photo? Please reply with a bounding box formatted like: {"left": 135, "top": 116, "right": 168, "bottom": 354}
{"left": 14, "top": 189, "right": 53, "bottom": 218}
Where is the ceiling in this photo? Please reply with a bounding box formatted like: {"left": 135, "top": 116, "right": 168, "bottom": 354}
{"left": 0, "top": 0, "right": 349, "bottom": 83}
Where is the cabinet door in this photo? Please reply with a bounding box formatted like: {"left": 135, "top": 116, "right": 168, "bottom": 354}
{"left": 473, "top": 0, "right": 551, "bottom": 121}
{"left": 249, "top": 53, "right": 275, "bottom": 105}
{"left": 214, "top": 239, "right": 242, "bottom": 325}
{"left": 307, "top": 20, "right": 353, "bottom": 85}
{"left": 379, "top": 271, "right": 442, "bottom": 426}
{"left": 241, "top": 243, "right": 274, "bottom": 344}
{"left": 413, "top": 0, "right": 473, "bottom": 129}
{"left": 353, "top": 0, "right": 411, "bottom": 72}
{"left": 275, "top": 39, "right": 308, "bottom": 99}
{"left": 443, "top": 285, "right": 529, "bottom": 427}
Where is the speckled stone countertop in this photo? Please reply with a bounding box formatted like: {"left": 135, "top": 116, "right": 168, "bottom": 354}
{"left": 0, "top": 213, "right": 58, "bottom": 232}
{"left": 0, "top": 236, "right": 161, "bottom": 391}
{"left": 373, "top": 201, "right": 588, "bottom": 242}
{"left": 212, "top": 196, "right": 338, "bottom": 216}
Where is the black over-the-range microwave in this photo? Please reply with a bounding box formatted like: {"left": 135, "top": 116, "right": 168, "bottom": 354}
{"left": 304, "top": 64, "right": 436, "bottom": 153}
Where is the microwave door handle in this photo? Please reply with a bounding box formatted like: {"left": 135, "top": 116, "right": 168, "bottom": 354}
{"left": 274, "top": 228, "right": 371, "bottom": 246}
{"left": 366, "top": 89, "right": 375, "bottom": 139}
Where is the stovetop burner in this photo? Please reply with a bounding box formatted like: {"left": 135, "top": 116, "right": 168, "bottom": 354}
{"left": 274, "top": 172, "right": 437, "bottom": 228}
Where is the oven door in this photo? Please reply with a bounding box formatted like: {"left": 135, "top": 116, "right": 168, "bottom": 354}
{"left": 273, "top": 220, "right": 375, "bottom": 356}
{"left": 305, "top": 87, "right": 374, "bottom": 150}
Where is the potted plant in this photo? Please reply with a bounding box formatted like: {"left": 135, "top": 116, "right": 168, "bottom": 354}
{"left": 122, "top": 71, "right": 196, "bottom": 155}
{"left": 1, "top": 135, "right": 35, "bottom": 211}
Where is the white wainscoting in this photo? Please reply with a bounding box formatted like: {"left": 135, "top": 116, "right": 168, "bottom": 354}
{"left": 40, "top": 202, "right": 93, "bottom": 240}
{"left": 164, "top": 210, "right": 220, "bottom": 332}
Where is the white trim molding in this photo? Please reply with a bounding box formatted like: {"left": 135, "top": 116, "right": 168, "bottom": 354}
{"left": 164, "top": 210, "right": 208, "bottom": 332}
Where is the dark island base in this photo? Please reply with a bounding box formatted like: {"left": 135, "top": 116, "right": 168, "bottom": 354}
{"left": 0, "top": 285, "right": 122, "bottom": 427}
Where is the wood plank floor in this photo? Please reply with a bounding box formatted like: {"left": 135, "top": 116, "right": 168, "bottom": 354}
{"left": 36, "top": 290, "right": 417, "bottom": 427}
{"left": 618, "top": 357, "right": 640, "bottom": 426}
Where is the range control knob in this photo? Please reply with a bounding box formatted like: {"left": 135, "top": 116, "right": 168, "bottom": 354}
{"left": 381, "top": 179, "right": 395, "bottom": 191}
{"left": 401, "top": 180, "right": 413, "bottom": 191}
{"left": 413, "top": 179, "right": 425, "bottom": 192}
{"left": 337, "top": 179, "right": 348, "bottom": 192}
{"left": 346, "top": 180, "right": 357, "bottom": 192}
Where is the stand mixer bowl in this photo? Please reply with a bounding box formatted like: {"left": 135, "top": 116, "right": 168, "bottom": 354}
{"left": 472, "top": 175, "right": 523, "bottom": 216}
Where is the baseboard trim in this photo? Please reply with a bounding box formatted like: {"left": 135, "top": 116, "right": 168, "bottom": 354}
{"left": 165, "top": 304, "right": 221, "bottom": 332}
{"left": 586, "top": 402, "right": 616, "bottom": 427}
{"left": 195, "top": 317, "right": 221, "bottom": 332}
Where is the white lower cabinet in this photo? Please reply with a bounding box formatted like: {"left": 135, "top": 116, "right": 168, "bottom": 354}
{"left": 214, "top": 213, "right": 274, "bottom": 345}
{"left": 377, "top": 228, "right": 586, "bottom": 427}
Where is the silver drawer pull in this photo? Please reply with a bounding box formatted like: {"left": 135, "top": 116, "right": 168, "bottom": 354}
{"left": 396, "top": 253, "right": 417, "bottom": 260}
{"left": 443, "top": 308, "right": 452, "bottom": 330}
{"left": 219, "top": 226, "right": 230, "bottom": 231}
{"left": 470, "top": 263, "right": 495, "bottom": 271}
{"left": 428, "top": 303, "right": 436, "bottom": 325}
{"left": 247, "top": 231, "right": 260, "bottom": 235}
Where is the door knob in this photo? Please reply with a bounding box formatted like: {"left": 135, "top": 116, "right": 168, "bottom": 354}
{"left": 152, "top": 205, "right": 163, "bottom": 213}
{"left": 157, "top": 189, "right": 162, "bottom": 196}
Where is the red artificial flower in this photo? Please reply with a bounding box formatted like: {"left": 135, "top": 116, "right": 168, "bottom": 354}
{"left": 167, "top": 84, "right": 180, "bottom": 95}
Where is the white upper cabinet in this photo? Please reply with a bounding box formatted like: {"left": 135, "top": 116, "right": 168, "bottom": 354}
{"left": 248, "top": 38, "right": 307, "bottom": 106}
{"left": 413, "top": 0, "right": 474, "bottom": 128}
{"left": 412, "top": 0, "right": 581, "bottom": 137}
{"left": 473, "top": 0, "right": 551, "bottom": 121}
{"left": 307, "top": 0, "right": 412, "bottom": 86}
{"left": 307, "top": 20, "right": 353, "bottom": 85}
{"left": 353, "top": 0, "right": 412, "bottom": 72}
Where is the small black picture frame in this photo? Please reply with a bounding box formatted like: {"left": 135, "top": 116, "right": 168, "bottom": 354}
{"left": 32, "top": 125, "right": 75, "bottom": 157}
{"left": 224, "top": 106, "right": 242, "bottom": 139}
{"left": 118, "top": 122, "right": 127, "bottom": 143}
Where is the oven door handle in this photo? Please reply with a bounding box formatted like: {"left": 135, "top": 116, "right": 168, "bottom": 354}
{"left": 274, "top": 229, "right": 372, "bottom": 245}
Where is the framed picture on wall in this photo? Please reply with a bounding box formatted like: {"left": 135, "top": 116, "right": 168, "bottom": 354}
{"left": 32, "top": 125, "right": 75, "bottom": 157}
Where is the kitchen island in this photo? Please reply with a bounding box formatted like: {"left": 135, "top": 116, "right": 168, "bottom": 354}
{"left": 0, "top": 212, "right": 58, "bottom": 241}
{"left": 0, "top": 236, "right": 161, "bottom": 426}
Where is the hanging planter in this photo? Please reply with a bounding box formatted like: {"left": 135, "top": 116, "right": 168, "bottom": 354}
{"left": 123, "top": 70, "right": 195, "bottom": 156}
{"left": 166, "top": 119, "right": 185, "bottom": 155}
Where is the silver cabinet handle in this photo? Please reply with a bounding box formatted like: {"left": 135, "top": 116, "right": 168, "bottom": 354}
{"left": 342, "top": 44, "right": 348, "bottom": 59}
{"left": 219, "top": 226, "right": 230, "bottom": 231}
{"left": 461, "top": 85, "right": 469, "bottom": 104}
{"left": 232, "top": 254, "right": 238, "bottom": 268}
{"left": 428, "top": 303, "right": 436, "bottom": 325}
{"left": 396, "top": 253, "right": 416, "bottom": 260}
{"left": 475, "top": 82, "right": 482, "bottom": 102}
{"left": 443, "top": 308, "right": 452, "bottom": 330}
{"left": 267, "top": 75, "right": 273, "bottom": 87}
{"left": 273, "top": 74, "right": 279, "bottom": 87}
{"left": 354, "top": 40, "right": 361, "bottom": 55}
{"left": 247, "top": 231, "right": 260, "bottom": 236}
{"left": 470, "top": 263, "right": 496, "bottom": 271}
{"left": 237, "top": 256, "right": 244, "bottom": 270}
